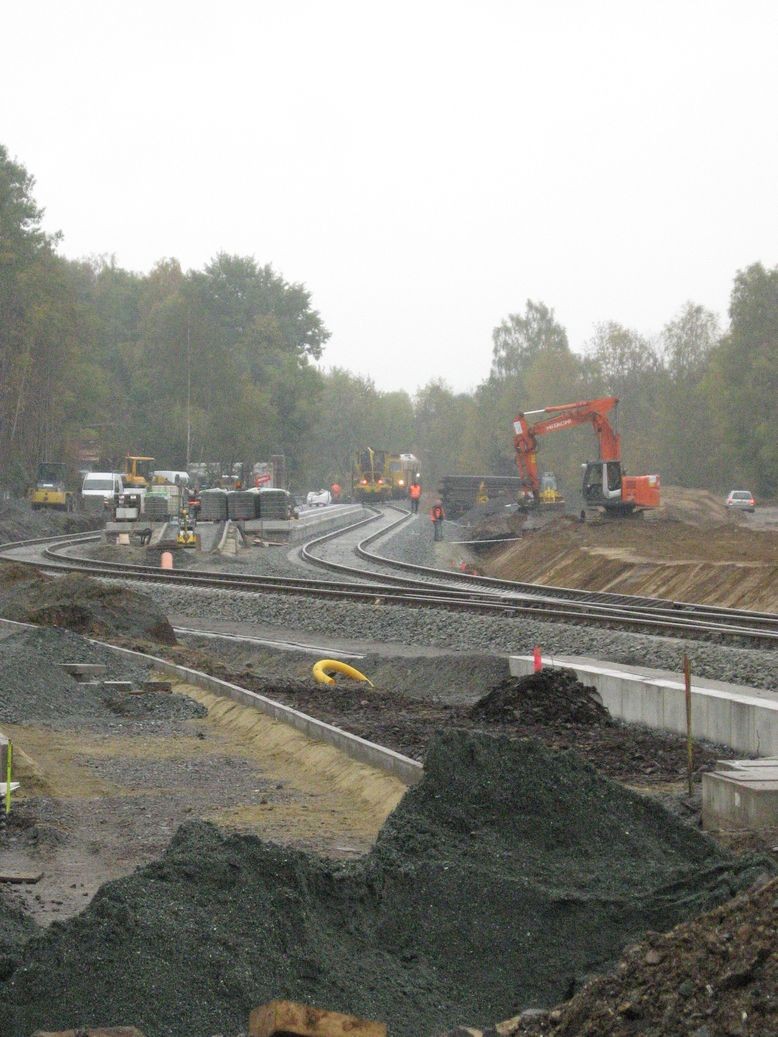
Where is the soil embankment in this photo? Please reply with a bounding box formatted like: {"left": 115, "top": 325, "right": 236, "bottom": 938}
{"left": 0, "top": 564, "right": 176, "bottom": 644}
{"left": 478, "top": 488, "right": 778, "bottom": 611}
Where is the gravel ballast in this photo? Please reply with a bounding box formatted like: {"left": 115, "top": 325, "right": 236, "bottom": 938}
{"left": 0, "top": 730, "right": 771, "bottom": 1037}
{"left": 0, "top": 626, "right": 201, "bottom": 729}
{"left": 111, "top": 579, "right": 778, "bottom": 692}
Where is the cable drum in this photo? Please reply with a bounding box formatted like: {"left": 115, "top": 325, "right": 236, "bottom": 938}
{"left": 227, "top": 490, "right": 258, "bottom": 521}
{"left": 199, "top": 489, "right": 229, "bottom": 522}
{"left": 143, "top": 493, "right": 170, "bottom": 521}
{"left": 257, "top": 489, "right": 292, "bottom": 520}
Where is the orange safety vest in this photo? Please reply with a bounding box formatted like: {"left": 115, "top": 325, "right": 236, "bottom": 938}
{"left": 430, "top": 505, "right": 444, "bottom": 521}
{"left": 409, "top": 483, "right": 421, "bottom": 499}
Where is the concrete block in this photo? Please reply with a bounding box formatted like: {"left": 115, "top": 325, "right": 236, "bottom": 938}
{"left": 660, "top": 684, "right": 687, "bottom": 734}
{"left": 731, "top": 699, "right": 757, "bottom": 756}
{"left": 249, "top": 1000, "right": 386, "bottom": 1037}
{"left": 702, "top": 762, "right": 778, "bottom": 832}
{"left": 58, "top": 663, "right": 108, "bottom": 680}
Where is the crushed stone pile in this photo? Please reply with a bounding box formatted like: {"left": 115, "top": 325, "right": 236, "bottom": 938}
{"left": 470, "top": 668, "right": 613, "bottom": 727}
{"left": 0, "top": 731, "right": 771, "bottom": 1037}
{"left": 475, "top": 877, "right": 778, "bottom": 1037}
{"left": 0, "top": 899, "right": 37, "bottom": 971}
{"left": 0, "top": 499, "right": 100, "bottom": 543}
{"left": 0, "top": 627, "right": 201, "bottom": 727}
{"left": 0, "top": 564, "right": 176, "bottom": 644}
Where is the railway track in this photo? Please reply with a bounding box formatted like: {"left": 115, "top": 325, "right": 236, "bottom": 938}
{"left": 0, "top": 515, "right": 776, "bottom": 647}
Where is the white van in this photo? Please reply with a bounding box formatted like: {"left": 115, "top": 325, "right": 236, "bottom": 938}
{"left": 81, "top": 472, "right": 124, "bottom": 509}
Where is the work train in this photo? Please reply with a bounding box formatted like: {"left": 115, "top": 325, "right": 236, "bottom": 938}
{"left": 352, "top": 450, "right": 419, "bottom": 503}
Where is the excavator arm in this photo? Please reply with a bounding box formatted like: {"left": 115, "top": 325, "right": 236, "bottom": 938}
{"left": 513, "top": 397, "right": 621, "bottom": 499}
{"left": 512, "top": 396, "right": 659, "bottom": 513}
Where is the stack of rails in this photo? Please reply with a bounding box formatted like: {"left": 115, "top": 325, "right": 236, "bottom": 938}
{"left": 438, "top": 475, "right": 523, "bottom": 518}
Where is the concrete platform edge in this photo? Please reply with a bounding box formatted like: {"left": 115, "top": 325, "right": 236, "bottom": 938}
{"left": 0, "top": 617, "right": 423, "bottom": 786}
{"left": 510, "top": 654, "right": 778, "bottom": 757}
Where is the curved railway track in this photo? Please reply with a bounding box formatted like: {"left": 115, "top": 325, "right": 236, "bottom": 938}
{"left": 0, "top": 512, "right": 776, "bottom": 647}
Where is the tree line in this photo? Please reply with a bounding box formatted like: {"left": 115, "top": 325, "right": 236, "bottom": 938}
{"left": 1, "top": 144, "right": 776, "bottom": 500}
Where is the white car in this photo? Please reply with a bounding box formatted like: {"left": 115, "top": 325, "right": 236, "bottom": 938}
{"left": 306, "top": 489, "right": 332, "bottom": 507}
{"left": 725, "top": 490, "right": 755, "bottom": 512}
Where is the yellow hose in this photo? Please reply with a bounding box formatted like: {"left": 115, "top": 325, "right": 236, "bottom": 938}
{"left": 312, "top": 659, "right": 374, "bottom": 687}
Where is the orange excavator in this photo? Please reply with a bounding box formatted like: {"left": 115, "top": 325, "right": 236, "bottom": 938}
{"left": 512, "top": 396, "right": 660, "bottom": 515}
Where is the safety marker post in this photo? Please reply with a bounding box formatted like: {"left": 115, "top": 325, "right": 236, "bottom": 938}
{"left": 683, "top": 653, "right": 693, "bottom": 796}
{"left": 4, "top": 742, "right": 12, "bottom": 817}
{"left": 533, "top": 645, "right": 542, "bottom": 672}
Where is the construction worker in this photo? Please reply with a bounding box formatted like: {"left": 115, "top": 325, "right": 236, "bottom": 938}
{"left": 408, "top": 478, "right": 422, "bottom": 514}
{"left": 430, "top": 500, "right": 445, "bottom": 541}
{"left": 330, "top": 482, "right": 341, "bottom": 502}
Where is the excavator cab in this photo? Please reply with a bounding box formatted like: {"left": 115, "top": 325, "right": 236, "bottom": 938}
{"left": 582, "top": 460, "right": 627, "bottom": 509}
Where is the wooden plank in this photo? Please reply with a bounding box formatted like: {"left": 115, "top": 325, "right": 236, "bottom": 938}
{"left": 249, "top": 999, "right": 386, "bottom": 1037}
{"left": 0, "top": 870, "right": 43, "bottom": 884}
{"left": 32, "top": 1029, "right": 145, "bottom": 1037}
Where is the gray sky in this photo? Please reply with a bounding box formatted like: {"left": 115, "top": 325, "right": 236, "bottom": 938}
{"left": 4, "top": 0, "right": 776, "bottom": 393}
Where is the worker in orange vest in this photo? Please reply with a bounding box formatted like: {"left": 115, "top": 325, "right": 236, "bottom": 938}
{"left": 408, "top": 479, "right": 422, "bottom": 514}
{"left": 430, "top": 500, "right": 445, "bottom": 541}
{"left": 330, "top": 482, "right": 341, "bottom": 502}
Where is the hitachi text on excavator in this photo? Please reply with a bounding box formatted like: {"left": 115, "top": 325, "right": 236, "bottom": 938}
{"left": 512, "top": 396, "right": 660, "bottom": 515}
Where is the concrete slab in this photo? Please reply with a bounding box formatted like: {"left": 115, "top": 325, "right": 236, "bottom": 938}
{"left": 57, "top": 663, "right": 108, "bottom": 679}
{"left": 702, "top": 759, "right": 778, "bottom": 832}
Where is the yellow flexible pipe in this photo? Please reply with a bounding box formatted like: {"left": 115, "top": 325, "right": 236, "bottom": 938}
{"left": 312, "top": 659, "right": 374, "bottom": 687}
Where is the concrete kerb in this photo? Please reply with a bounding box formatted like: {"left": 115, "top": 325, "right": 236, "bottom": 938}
{"left": 510, "top": 654, "right": 778, "bottom": 757}
{"left": 0, "top": 618, "right": 423, "bottom": 787}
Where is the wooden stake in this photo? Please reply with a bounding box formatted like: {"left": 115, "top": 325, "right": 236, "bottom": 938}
{"left": 683, "top": 654, "right": 693, "bottom": 797}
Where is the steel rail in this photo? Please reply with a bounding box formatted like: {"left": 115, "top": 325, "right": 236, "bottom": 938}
{"left": 302, "top": 506, "right": 778, "bottom": 643}
{"left": 1, "top": 523, "right": 776, "bottom": 646}
{"left": 357, "top": 505, "right": 778, "bottom": 629}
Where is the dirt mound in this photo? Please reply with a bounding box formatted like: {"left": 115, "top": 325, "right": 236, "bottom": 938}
{"left": 0, "top": 899, "right": 37, "bottom": 973}
{"left": 0, "top": 732, "right": 771, "bottom": 1037}
{"left": 0, "top": 498, "right": 100, "bottom": 543}
{"left": 470, "top": 668, "right": 613, "bottom": 727}
{"left": 0, "top": 564, "right": 176, "bottom": 644}
{"left": 651, "top": 484, "right": 737, "bottom": 526}
{"left": 490, "top": 876, "right": 778, "bottom": 1037}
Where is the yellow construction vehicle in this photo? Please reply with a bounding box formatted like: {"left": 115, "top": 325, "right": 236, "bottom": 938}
{"left": 124, "top": 456, "right": 155, "bottom": 489}
{"left": 176, "top": 505, "right": 198, "bottom": 547}
{"left": 29, "top": 462, "right": 77, "bottom": 512}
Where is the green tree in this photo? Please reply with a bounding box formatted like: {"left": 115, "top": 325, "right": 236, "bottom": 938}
{"left": 414, "top": 379, "right": 476, "bottom": 489}
{"left": 657, "top": 303, "right": 721, "bottom": 487}
{"left": 585, "top": 322, "right": 664, "bottom": 479}
{"left": 706, "top": 264, "right": 778, "bottom": 494}
{"left": 491, "top": 299, "right": 569, "bottom": 380}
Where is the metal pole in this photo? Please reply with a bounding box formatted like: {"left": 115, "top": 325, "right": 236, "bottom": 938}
{"left": 186, "top": 320, "right": 192, "bottom": 471}
{"left": 5, "top": 742, "right": 11, "bottom": 816}
{"left": 683, "top": 654, "right": 693, "bottom": 797}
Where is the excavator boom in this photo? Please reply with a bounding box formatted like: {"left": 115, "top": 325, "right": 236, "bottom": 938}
{"left": 512, "top": 397, "right": 659, "bottom": 513}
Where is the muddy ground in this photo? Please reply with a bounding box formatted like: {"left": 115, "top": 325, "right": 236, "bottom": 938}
{"left": 0, "top": 563, "right": 176, "bottom": 643}
{"left": 443, "top": 876, "right": 778, "bottom": 1037}
{"left": 476, "top": 487, "right": 778, "bottom": 611}
{"left": 0, "top": 498, "right": 101, "bottom": 542}
{"left": 168, "top": 635, "right": 742, "bottom": 789}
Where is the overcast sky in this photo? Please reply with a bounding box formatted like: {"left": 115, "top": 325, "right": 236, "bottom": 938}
{"left": 3, "top": 1, "right": 776, "bottom": 394}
